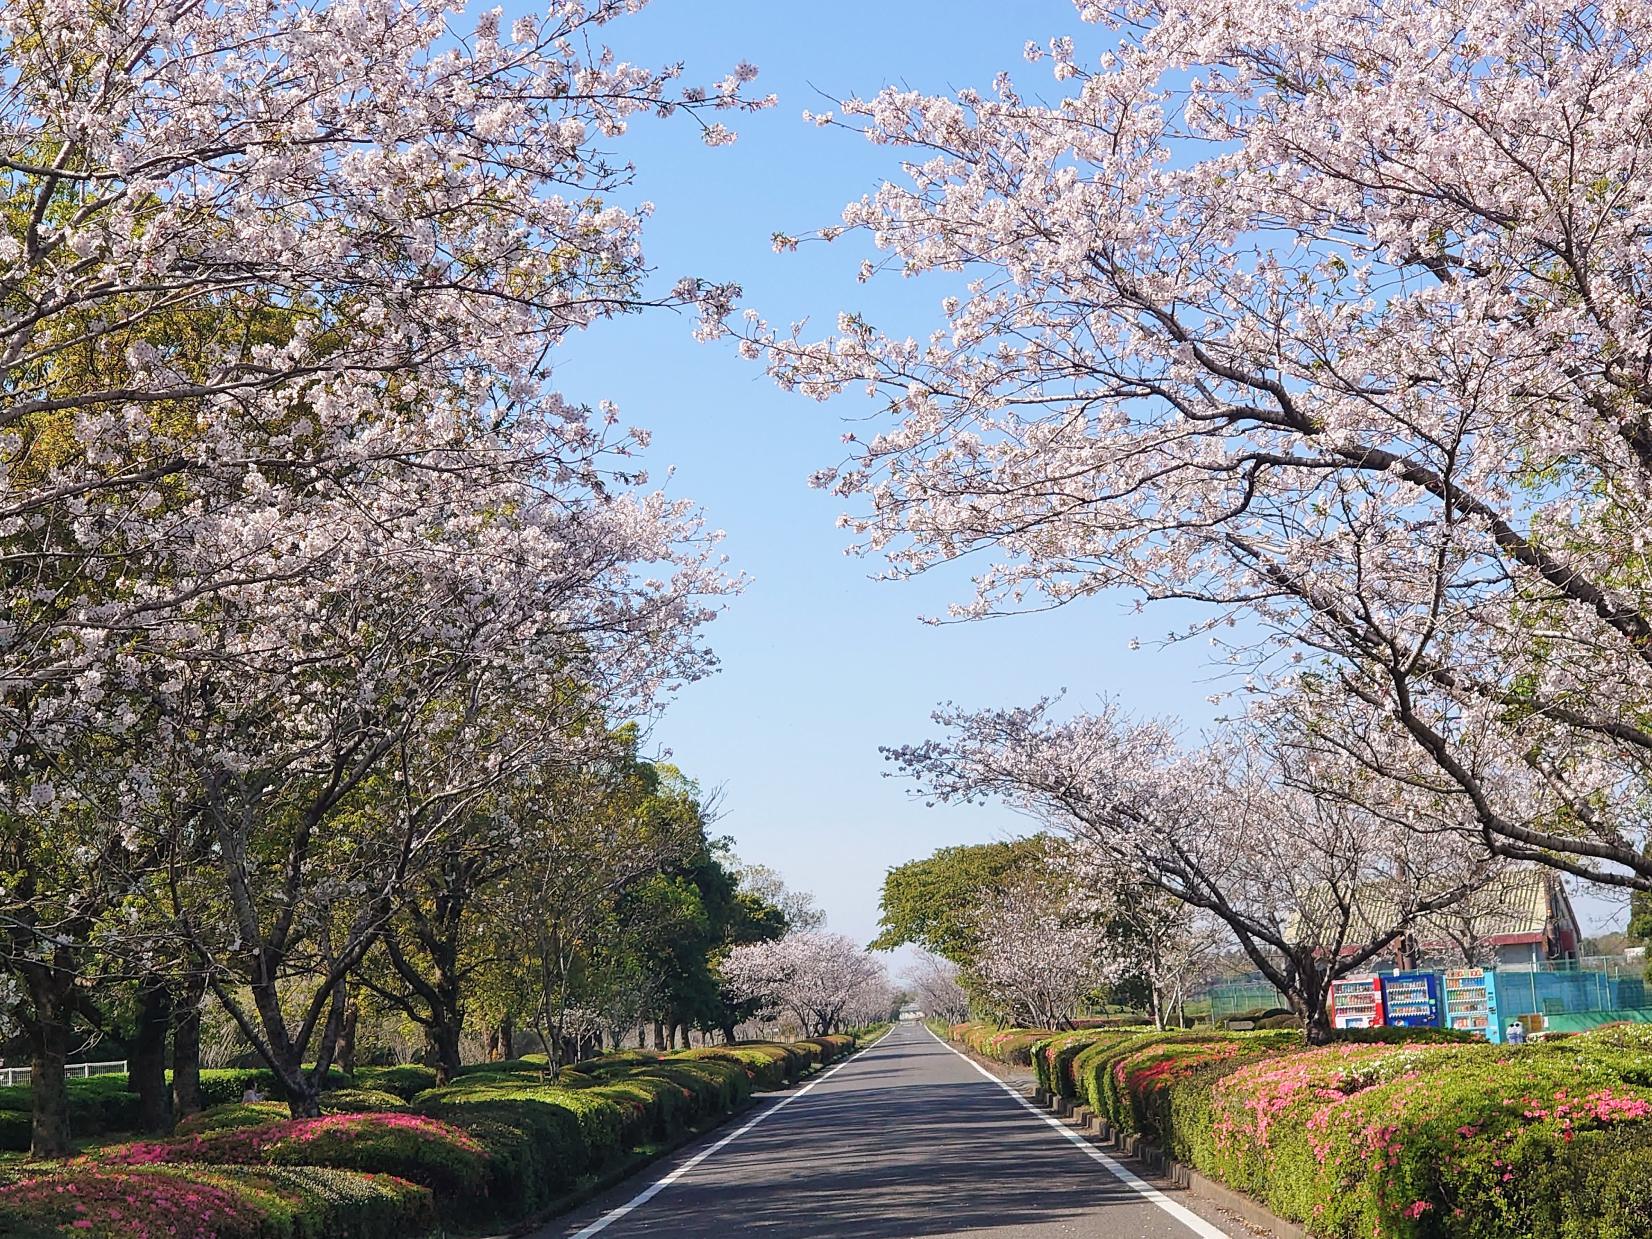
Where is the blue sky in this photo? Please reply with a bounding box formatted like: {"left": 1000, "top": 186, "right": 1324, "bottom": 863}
{"left": 521, "top": 0, "right": 1623, "bottom": 948}
{"left": 521, "top": 0, "right": 1223, "bottom": 950}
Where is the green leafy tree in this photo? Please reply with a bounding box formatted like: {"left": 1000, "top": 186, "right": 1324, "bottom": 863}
{"left": 871, "top": 839, "right": 1048, "bottom": 964}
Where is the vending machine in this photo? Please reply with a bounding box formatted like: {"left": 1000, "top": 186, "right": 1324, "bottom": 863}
{"left": 1330, "top": 976, "right": 1384, "bottom": 1029}
{"left": 1378, "top": 971, "right": 1443, "bottom": 1028}
{"left": 1443, "top": 967, "right": 1503, "bottom": 1043}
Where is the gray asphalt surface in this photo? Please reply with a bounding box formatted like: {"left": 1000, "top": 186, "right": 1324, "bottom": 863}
{"left": 550, "top": 1021, "right": 1250, "bottom": 1239}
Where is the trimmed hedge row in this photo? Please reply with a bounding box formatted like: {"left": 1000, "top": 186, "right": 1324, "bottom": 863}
{"left": 29, "top": 1033, "right": 856, "bottom": 1236}
{"left": 0, "top": 1077, "right": 144, "bottom": 1149}
{"left": 949, "top": 1021, "right": 1061, "bottom": 1066}
{"left": 960, "top": 1021, "right": 1652, "bottom": 1238}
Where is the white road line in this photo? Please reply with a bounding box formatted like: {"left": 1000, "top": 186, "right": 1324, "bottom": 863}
{"left": 926, "top": 1027, "right": 1232, "bottom": 1239}
{"left": 566, "top": 1027, "right": 900, "bottom": 1238}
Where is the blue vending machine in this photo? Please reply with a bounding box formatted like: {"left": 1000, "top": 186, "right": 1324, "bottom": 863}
{"left": 1378, "top": 971, "right": 1443, "bottom": 1028}
{"left": 1442, "top": 967, "right": 1503, "bottom": 1043}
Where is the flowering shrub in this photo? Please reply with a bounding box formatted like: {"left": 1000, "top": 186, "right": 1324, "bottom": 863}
{"left": 0, "top": 1162, "right": 436, "bottom": 1239}
{"left": 0, "top": 1165, "right": 270, "bottom": 1238}
{"left": 960, "top": 1023, "right": 1652, "bottom": 1237}
{"left": 949, "top": 1022, "right": 1062, "bottom": 1065}
{"left": 102, "top": 1112, "right": 488, "bottom": 1201}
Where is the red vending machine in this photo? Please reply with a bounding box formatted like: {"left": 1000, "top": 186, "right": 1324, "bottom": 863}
{"left": 1330, "top": 976, "right": 1385, "bottom": 1029}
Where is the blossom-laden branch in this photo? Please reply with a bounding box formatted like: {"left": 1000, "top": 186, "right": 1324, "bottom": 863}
{"left": 739, "top": 0, "right": 1652, "bottom": 889}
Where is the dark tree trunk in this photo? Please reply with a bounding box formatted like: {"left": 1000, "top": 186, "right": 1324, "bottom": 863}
{"left": 171, "top": 980, "right": 204, "bottom": 1120}
{"left": 721, "top": 1023, "right": 737, "bottom": 1046}
{"left": 430, "top": 1022, "right": 463, "bottom": 1085}
{"left": 499, "top": 1014, "right": 514, "bottom": 1061}
{"left": 24, "top": 963, "right": 74, "bottom": 1157}
{"left": 130, "top": 975, "right": 174, "bottom": 1134}
{"left": 652, "top": 1019, "right": 666, "bottom": 1051}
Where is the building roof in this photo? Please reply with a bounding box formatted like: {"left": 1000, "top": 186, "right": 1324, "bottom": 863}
{"left": 1289, "top": 865, "right": 1580, "bottom": 956}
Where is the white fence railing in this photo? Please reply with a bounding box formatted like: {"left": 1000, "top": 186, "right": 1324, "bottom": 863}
{"left": 0, "top": 1060, "right": 126, "bottom": 1088}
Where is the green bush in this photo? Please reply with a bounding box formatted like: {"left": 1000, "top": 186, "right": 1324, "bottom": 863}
{"left": 176, "top": 1100, "right": 290, "bottom": 1136}
{"left": 681, "top": 1043, "right": 809, "bottom": 1089}
{"left": 1031, "top": 1029, "right": 1130, "bottom": 1098}
{"left": 454, "top": 1057, "right": 543, "bottom": 1077}
{"left": 319, "top": 1088, "right": 406, "bottom": 1113}
{"left": 354, "top": 1065, "right": 438, "bottom": 1102}
{"left": 964, "top": 1021, "right": 1652, "bottom": 1238}
{"left": 1328, "top": 1025, "right": 1478, "bottom": 1045}
{"left": 575, "top": 1050, "right": 660, "bottom": 1075}
{"left": 625, "top": 1058, "right": 750, "bottom": 1119}
{"left": 0, "top": 1076, "right": 143, "bottom": 1139}
{"left": 195, "top": 1066, "right": 352, "bottom": 1108}
{"left": 0, "top": 1109, "right": 31, "bottom": 1152}
{"left": 587, "top": 1075, "right": 689, "bottom": 1144}
{"left": 800, "top": 1034, "right": 856, "bottom": 1063}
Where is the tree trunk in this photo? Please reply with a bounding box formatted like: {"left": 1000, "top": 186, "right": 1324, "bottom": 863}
{"left": 499, "top": 1014, "right": 514, "bottom": 1061}
{"left": 24, "top": 965, "right": 74, "bottom": 1157}
{"left": 652, "top": 1019, "right": 665, "bottom": 1051}
{"left": 172, "top": 984, "right": 204, "bottom": 1120}
{"left": 130, "top": 975, "right": 174, "bottom": 1134}
{"left": 722, "top": 1023, "right": 738, "bottom": 1045}
{"left": 430, "top": 1021, "right": 463, "bottom": 1085}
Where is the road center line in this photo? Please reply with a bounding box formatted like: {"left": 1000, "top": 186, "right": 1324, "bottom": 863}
{"left": 565, "top": 1027, "right": 899, "bottom": 1238}
{"left": 926, "top": 1027, "right": 1231, "bottom": 1239}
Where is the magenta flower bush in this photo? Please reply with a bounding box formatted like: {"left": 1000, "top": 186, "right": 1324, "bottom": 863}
{"left": 0, "top": 1166, "right": 268, "bottom": 1238}
{"left": 0, "top": 1163, "right": 435, "bottom": 1238}
{"left": 955, "top": 1023, "right": 1652, "bottom": 1237}
{"left": 102, "top": 1112, "right": 488, "bottom": 1200}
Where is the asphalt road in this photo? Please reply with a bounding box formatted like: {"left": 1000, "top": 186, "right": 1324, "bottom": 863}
{"left": 550, "top": 1021, "right": 1251, "bottom": 1239}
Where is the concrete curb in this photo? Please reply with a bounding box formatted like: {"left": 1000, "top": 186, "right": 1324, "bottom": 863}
{"left": 1028, "top": 1086, "right": 1309, "bottom": 1239}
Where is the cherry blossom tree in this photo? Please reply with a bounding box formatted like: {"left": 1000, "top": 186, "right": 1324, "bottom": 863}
{"left": 720, "top": 931, "right": 889, "bottom": 1036}
{"left": 896, "top": 700, "right": 1498, "bottom": 1041}
{"left": 965, "top": 868, "right": 1129, "bottom": 1029}
{"left": 903, "top": 950, "right": 969, "bottom": 1024}
{"left": 743, "top": 0, "right": 1652, "bottom": 892}
{"left": 0, "top": 0, "right": 767, "bottom": 1148}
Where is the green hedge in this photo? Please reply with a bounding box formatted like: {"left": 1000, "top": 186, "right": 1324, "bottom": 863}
{"left": 948, "top": 1021, "right": 1061, "bottom": 1065}
{"left": 0, "top": 1076, "right": 143, "bottom": 1147}
{"left": 193, "top": 1067, "right": 352, "bottom": 1108}
{"left": 680, "top": 1042, "right": 812, "bottom": 1090}
{"left": 800, "top": 1034, "right": 857, "bottom": 1063}
{"left": 354, "top": 1065, "right": 439, "bottom": 1102}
